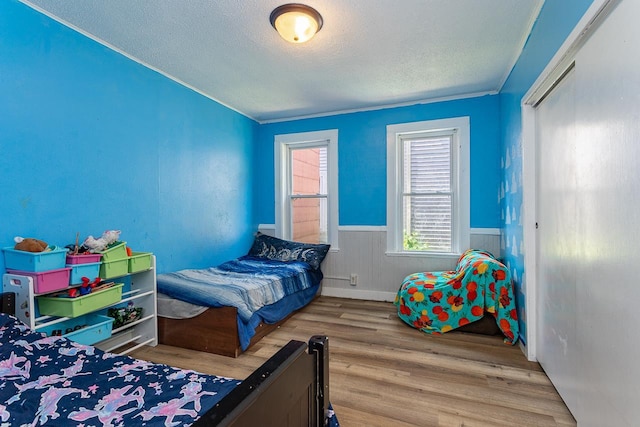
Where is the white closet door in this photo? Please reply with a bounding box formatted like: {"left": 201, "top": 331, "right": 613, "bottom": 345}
{"left": 571, "top": 0, "right": 640, "bottom": 423}
{"left": 535, "top": 67, "right": 578, "bottom": 414}
{"left": 533, "top": 1, "right": 640, "bottom": 424}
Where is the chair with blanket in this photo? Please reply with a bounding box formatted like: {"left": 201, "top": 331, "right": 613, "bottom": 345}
{"left": 394, "top": 249, "right": 519, "bottom": 344}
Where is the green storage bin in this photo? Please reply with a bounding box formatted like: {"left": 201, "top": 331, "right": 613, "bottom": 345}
{"left": 99, "top": 258, "right": 128, "bottom": 279}
{"left": 128, "top": 252, "right": 152, "bottom": 273}
{"left": 37, "top": 283, "right": 124, "bottom": 318}
{"left": 99, "top": 242, "right": 127, "bottom": 261}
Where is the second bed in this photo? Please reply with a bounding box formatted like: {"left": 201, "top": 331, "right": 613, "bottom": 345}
{"left": 157, "top": 233, "right": 330, "bottom": 357}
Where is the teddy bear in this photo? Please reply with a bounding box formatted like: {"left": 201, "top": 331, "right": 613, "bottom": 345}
{"left": 14, "top": 236, "right": 49, "bottom": 252}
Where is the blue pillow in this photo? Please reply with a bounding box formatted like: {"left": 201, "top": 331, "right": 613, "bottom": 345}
{"left": 247, "top": 233, "right": 330, "bottom": 270}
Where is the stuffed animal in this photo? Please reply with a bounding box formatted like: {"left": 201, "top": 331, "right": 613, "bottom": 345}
{"left": 14, "top": 236, "right": 49, "bottom": 252}
{"left": 82, "top": 230, "right": 121, "bottom": 252}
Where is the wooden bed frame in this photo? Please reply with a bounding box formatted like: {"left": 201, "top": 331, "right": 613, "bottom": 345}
{"left": 158, "top": 303, "right": 303, "bottom": 358}
{"left": 1, "top": 292, "right": 332, "bottom": 426}
{"left": 196, "top": 335, "right": 330, "bottom": 426}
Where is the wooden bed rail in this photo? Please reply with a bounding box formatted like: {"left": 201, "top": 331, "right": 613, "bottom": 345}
{"left": 195, "top": 336, "right": 330, "bottom": 427}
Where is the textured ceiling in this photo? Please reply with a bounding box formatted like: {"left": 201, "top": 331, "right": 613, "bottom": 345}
{"left": 22, "top": 0, "right": 543, "bottom": 122}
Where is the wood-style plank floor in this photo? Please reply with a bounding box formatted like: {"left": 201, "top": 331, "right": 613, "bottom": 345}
{"left": 131, "top": 296, "right": 575, "bottom": 427}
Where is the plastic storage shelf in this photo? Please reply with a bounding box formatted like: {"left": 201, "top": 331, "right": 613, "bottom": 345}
{"left": 3, "top": 254, "right": 157, "bottom": 356}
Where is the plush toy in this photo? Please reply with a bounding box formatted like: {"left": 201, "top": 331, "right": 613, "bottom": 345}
{"left": 82, "top": 230, "right": 121, "bottom": 252}
{"left": 14, "top": 236, "right": 49, "bottom": 252}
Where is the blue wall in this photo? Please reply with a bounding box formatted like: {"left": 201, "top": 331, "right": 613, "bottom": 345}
{"left": 256, "top": 95, "right": 502, "bottom": 229}
{"left": 499, "top": 0, "right": 595, "bottom": 342}
{"left": 0, "top": 0, "right": 257, "bottom": 274}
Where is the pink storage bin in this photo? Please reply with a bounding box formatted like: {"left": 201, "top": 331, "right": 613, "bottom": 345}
{"left": 6, "top": 267, "right": 71, "bottom": 294}
{"left": 66, "top": 253, "right": 102, "bottom": 265}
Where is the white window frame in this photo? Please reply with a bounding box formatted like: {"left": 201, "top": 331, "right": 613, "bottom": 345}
{"left": 386, "top": 117, "right": 470, "bottom": 256}
{"left": 275, "top": 129, "right": 339, "bottom": 250}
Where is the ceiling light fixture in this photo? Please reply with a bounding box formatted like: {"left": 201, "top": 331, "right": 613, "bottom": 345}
{"left": 270, "top": 3, "right": 323, "bottom": 44}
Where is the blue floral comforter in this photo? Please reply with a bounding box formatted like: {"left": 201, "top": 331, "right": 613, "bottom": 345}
{"left": 0, "top": 313, "right": 240, "bottom": 426}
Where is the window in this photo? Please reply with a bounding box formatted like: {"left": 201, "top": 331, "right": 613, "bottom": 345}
{"left": 275, "top": 129, "right": 338, "bottom": 249}
{"left": 387, "top": 117, "right": 469, "bottom": 255}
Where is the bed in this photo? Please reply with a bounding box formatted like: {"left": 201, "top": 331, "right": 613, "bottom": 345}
{"left": 157, "top": 233, "right": 330, "bottom": 357}
{"left": 0, "top": 309, "right": 339, "bottom": 426}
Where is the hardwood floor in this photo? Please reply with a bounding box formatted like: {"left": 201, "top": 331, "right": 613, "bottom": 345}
{"left": 131, "top": 296, "right": 575, "bottom": 427}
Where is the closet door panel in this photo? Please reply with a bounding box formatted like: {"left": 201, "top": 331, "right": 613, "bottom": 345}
{"left": 535, "top": 67, "right": 578, "bottom": 414}
{"left": 571, "top": 0, "right": 640, "bottom": 424}
{"left": 534, "top": 1, "right": 640, "bottom": 424}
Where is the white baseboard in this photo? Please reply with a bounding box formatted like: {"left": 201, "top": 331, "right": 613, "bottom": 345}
{"left": 321, "top": 287, "right": 397, "bottom": 302}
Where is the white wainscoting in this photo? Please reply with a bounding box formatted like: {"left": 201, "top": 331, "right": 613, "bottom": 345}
{"left": 258, "top": 225, "right": 500, "bottom": 302}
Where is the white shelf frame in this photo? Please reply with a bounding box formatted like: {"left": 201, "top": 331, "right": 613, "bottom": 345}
{"left": 2, "top": 255, "right": 158, "bottom": 355}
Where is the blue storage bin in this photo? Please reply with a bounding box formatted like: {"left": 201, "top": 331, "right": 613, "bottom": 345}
{"left": 38, "top": 314, "right": 114, "bottom": 345}
{"left": 67, "top": 262, "right": 101, "bottom": 285}
{"left": 3, "top": 246, "right": 68, "bottom": 272}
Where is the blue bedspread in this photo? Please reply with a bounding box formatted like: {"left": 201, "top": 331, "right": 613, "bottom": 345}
{"left": 157, "top": 256, "right": 321, "bottom": 322}
{"left": 0, "top": 313, "right": 240, "bottom": 426}
{"left": 157, "top": 256, "right": 323, "bottom": 351}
